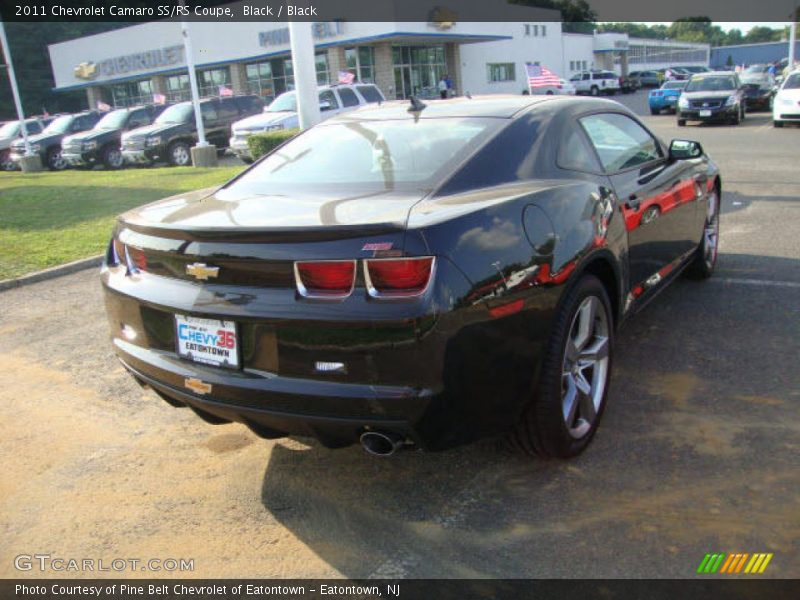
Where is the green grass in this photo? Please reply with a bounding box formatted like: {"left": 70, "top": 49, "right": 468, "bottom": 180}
{"left": 0, "top": 165, "right": 244, "bottom": 280}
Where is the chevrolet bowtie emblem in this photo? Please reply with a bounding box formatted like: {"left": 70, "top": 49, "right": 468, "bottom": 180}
{"left": 185, "top": 378, "right": 212, "bottom": 395}
{"left": 186, "top": 262, "right": 219, "bottom": 280}
{"left": 74, "top": 62, "right": 97, "bottom": 80}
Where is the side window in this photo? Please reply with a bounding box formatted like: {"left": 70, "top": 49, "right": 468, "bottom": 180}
{"left": 356, "top": 85, "right": 383, "bottom": 103}
{"left": 128, "top": 109, "right": 149, "bottom": 129}
{"left": 72, "top": 115, "right": 95, "bottom": 131}
{"left": 318, "top": 90, "right": 339, "bottom": 111}
{"left": 200, "top": 102, "right": 219, "bottom": 124}
{"left": 582, "top": 73, "right": 590, "bottom": 81}
{"left": 217, "top": 99, "right": 239, "bottom": 121}
{"left": 26, "top": 122, "right": 42, "bottom": 134}
{"left": 236, "top": 96, "right": 263, "bottom": 115}
{"left": 580, "top": 113, "right": 662, "bottom": 173}
{"left": 570, "top": 74, "right": 581, "bottom": 82}
{"left": 337, "top": 87, "right": 360, "bottom": 108}
{"left": 557, "top": 125, "right": 601, "bottom": 173}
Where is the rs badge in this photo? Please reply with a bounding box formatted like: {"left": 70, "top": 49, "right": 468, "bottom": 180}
{"left": 186, "top": 263, "right": 219, "bottom": 280}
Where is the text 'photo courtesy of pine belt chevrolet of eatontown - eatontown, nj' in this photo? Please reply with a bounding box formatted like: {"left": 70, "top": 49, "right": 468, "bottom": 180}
{"left": 0, "top": 0, "right": 799, "bottom": 598}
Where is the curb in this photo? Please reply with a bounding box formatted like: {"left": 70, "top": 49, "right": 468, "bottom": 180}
{"left": 0, "top": 255, "right": 103, "bottom": 292}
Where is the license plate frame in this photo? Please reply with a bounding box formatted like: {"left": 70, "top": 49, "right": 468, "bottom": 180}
{"left": 699, "top": 109, "right": 712, "bottom": 117}
{"left": 175, "top": 314, "right": 240, "bottom": 370}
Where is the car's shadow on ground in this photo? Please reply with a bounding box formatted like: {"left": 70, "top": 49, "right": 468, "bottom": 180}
{"left": 258, "top": 252, "right": 800, "bottom": 578}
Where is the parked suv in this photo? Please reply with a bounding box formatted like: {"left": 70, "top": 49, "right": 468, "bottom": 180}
{"left": 229, "top": 84, "right": 385, "bottom": 163}
{"left": 61, "top": 104, "right": 168, "bottom": 169}
{"left": 0, "top": 117, "right": 49, "bottom": 170}
{"left": 121, "top": 95, "right": 263, "bottom": 166}
{"left": 10, "top": 111, "right": 101, "bottom": 170}
{"left": 570, "top": 70, "right": 621, "bottom": 96}
{"left": 628, "top": 70, "right": 662, "bottom": 88}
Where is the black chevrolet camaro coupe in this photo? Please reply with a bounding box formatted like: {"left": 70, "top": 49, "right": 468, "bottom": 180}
{"left": 102, "top": 96, "right": 720, "bottom": 458}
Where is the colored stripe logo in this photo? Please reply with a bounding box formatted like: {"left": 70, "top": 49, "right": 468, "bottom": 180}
{"left": 697, "top": 553, "right": 773, "bottom": 574}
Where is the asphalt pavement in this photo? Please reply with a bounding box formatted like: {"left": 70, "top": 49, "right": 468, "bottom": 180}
{"left": 1, "top": 91, "right": 798, "bottom": 579}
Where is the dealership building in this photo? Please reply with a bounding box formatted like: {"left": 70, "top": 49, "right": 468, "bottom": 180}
{"left": 48, "top": 7, "right": 710, "bottom": 108}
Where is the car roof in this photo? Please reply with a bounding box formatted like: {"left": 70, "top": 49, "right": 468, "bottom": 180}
{"left": 327, "top": 95, "right": 556, "bottom": 121}
{"left": 325, "top": 95, "right": 625, "bottom": 122}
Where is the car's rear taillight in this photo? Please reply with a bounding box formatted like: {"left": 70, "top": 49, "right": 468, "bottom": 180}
{"left": 364, "top": 257, "right": 435, "bottom": 298}
{"left": 294, "top": 260, "right": 356, "bottom": 298}
{"left": 111, "top": 239, "right": 146, "bottom": 273}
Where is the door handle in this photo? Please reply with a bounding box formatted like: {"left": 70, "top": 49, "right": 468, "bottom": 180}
{"left": 625, "top": 194, "right": 641, "bottom": 211}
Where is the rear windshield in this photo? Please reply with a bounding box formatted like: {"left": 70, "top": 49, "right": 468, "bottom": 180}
{"left": 225, "top": 118, "right": 502, "bottom": 194}
{"left": 356, "top": 85, "right": 383, "bottom": 103}
{"left": 685, "top": 76, "right": 737, "bottom": 92}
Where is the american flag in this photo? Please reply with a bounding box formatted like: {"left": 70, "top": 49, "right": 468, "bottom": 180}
{"left": 219, "top": 85, "right": 233, "bottom": 97}
{"left": 526, "top": 64, "right": 560, "bottom": 89}
{"left": 338, "top": 71, "right": 355, "bottom": 84}
{"left": 153, "top": 93, "right": 166, "bottom": 105}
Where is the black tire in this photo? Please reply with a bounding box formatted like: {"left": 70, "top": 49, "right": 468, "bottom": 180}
{"left": 731, "top": 107, "right": 741, "bottom": 126}
{"left": 0, "top": 150, "right": 14, "bottom": 171}
{"left": 774, "top": 120, "right": 784, "bottom": 128}
{"left": 677, "top": 119, "right": 686, "bottom": 127}
{"left": 685, "top": 186, "right": 720, "bottom": 280}
{"left": 239, "top": 156, "right": 254, "bottom": 164}
{"left": 511, "top": 275, "right": 614, "bottom": 458}
{"left": 46, "top": 147, "right": 66, "bottom": 171}
{"left": 101, "top": 144, "right": 124, "bottom": 169}
{"left": 650, "top": 108, "right": 660, "bottom": 115}
{"left": 590, "top": 85, "right": 599, "bottom": 97}
{"left": 168, "top": 141, "right": 191, "bottom": 167}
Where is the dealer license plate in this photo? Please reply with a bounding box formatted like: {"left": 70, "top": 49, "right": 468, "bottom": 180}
{"left": 175, "top": 315, "right": 239, "bottom": 369}
{"left": 699, "top": 109, "right": 712, "bottom": 117}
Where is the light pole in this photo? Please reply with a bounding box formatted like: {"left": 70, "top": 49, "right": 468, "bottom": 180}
{"left": 178, "top": 0, "right": 216, "bottom": 167}
{"left": 288, "top": 21, "right": 321, "bottom": 130}
{"left": 789, "top": 2, "right": 797, "bottom": 69}
{"left": 0, "top": 19, "right": 42, "bottom": 171}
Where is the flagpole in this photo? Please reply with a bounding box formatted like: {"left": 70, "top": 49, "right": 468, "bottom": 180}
{"left": 0, "top": 19, "right": 34, "bottom": 162}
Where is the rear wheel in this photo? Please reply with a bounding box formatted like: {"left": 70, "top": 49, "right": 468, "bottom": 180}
{"left": 650, "top": 107, "right": 660, "bottom": 115}
{"left": 46, "top": 147, "right": 66, "bottom": 171}
{"left": 677, "top": 119, "right": 686, "bottom": 127}
{"left": 101, "top": 145, "right": 124, "bottom": 169}
{"left": 590, "top": 85, "right": 599, "bottom": 96}
{"left": 686, "top": 187, "right": 720, "bottom": 279}
{"left": 168, "top": 141, "right": 191, "bottom": 167}
{"left": 774, "top": 120, "right": 784, "bottom": 128}
{"left": 512, "top": 275, "right": 613, "bottom": 458}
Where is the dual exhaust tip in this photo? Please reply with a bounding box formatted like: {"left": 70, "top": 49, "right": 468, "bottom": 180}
{"left": 360, "top": 430, "right": 405, "bottom": 457}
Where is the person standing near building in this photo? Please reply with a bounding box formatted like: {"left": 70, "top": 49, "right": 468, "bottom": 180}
{"left": 445, "top": 74, "right": 454, "bottom": 97}
{"left": 438, "top": 75, "right": 448, "bottom": 99}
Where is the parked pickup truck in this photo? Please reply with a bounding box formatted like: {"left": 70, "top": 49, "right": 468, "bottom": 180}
{"left": 0, "top": 117, "right": 51, "bottom": 170}
{"left": 229, "top": 83, "right": 385, "bottom": 163}
{"left": 9, "top": 111, "right": 101, "bottom": 170}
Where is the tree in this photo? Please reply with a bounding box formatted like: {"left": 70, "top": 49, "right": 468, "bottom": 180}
{"left": 744, "top": 26, "right": 782, "bottom": 44}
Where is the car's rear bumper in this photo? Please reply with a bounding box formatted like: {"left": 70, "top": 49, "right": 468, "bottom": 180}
{"left": 102, "top": 244, "right": 551, "bottom": 451}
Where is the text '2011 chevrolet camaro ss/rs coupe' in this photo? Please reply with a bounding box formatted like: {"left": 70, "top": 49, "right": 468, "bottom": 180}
{"left": 102, "top": 95, "right": 720, "bottom": 458}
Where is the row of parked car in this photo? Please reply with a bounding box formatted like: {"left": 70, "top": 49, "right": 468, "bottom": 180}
{"left": 647, "top": 66, "right": 800, "bottom": 128}
{"left": 0, "top": 82, "right": 386, "bottom": 171}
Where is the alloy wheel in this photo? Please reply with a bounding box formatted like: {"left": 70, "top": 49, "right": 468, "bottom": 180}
{"left": 561, "top": 296, "right": 610, "bottom": 439}
{"left": 703, "top": 191, "right": 719, "bottom": 269}
{"left": 107, "top": 148, "right": 123, "bottom": 168}
{"left": 50, "top": 150, "right": 66, "bottom": 170}
{"left": 172, "top": 145, "right": 190, "bottom": 166}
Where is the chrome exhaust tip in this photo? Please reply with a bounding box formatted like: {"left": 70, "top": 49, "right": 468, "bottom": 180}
{"left": 360, "top": 431, "right": 404, "bottom": 457}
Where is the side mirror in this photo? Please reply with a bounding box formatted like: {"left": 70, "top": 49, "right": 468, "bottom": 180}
{"left": 669, "top": 139, "right": 703, "bottom": 160}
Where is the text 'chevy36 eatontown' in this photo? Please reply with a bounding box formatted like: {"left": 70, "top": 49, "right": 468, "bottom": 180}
{"left": 102, "top": 96, "right": 720, "bottom": 458}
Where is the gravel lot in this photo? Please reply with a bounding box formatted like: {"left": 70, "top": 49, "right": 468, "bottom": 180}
{"left": 1, "top": 91, "right": 798, "bottom": 579}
